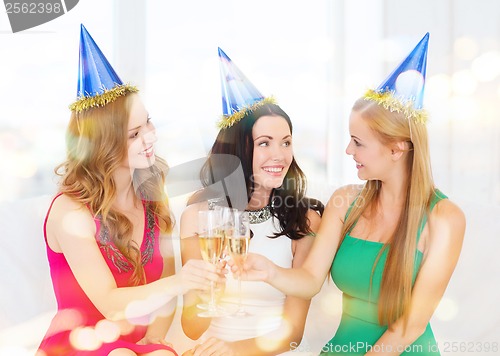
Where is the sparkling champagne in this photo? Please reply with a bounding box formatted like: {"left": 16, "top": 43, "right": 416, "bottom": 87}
{"left": 227, "top": 236, "right": 250, "bottom": 266}
{"left": 199, "top": 235, "right": 224, "bottom": 263}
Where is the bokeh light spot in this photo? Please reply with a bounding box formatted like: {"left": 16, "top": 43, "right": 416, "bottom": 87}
{"left": 69, "top": 326, "right": 102, "bottom": 351}
{"left": 434, "top": 297, "right": 459, "bottom": 321}
{"left": 471, "top": 51, "right": 500, "bottom": 82}
{"left": 451, "top": 70, "right": 477, "bottom": 96}
{"left": 395, "top": 70, "right": 425, "bottom": 100}
{"left": 454, "top": 37, "right": 479, "bottom": 61}
{"left": 94, "top": 319, "right": 120, "bottom": 343}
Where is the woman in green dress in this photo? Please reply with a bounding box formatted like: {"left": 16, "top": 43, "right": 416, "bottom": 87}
{"left": 234, "top": 33, "right": 465, "bottom": 355}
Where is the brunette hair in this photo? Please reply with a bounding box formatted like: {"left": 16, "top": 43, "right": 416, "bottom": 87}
{"left": 193, "top": 103, "right": 322, "bottom": 239}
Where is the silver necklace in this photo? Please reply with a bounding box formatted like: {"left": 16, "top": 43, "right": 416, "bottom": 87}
{"left": 246, "top": 205, "right": 272, "bottom": 224}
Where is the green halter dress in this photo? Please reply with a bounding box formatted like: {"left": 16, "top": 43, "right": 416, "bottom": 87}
{"left": 321, "top": 190, "right": 446, "bottom": 355}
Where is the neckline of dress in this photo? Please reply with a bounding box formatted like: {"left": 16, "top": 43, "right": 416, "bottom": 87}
{"left": 346, "top": 234, "right": 423, "bottom": 255}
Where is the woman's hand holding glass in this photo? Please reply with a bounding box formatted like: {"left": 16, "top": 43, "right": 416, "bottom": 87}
{"left": 177, "top": 258, "right": 224, "bottom": 295}
{"left": 228, "top": 252, "right": 276, "bottom": 284}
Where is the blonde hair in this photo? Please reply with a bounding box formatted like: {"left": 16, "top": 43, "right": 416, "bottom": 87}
{"left": 56, "top": 93, "right": 173, "bottom": 285}
{"left": 340, "top": 98, "right": 435, "bottom": 327}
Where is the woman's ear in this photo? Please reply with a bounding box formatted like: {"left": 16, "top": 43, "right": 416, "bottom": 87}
{"left": 390, "top": 141, "right": 408, "bottom": 161}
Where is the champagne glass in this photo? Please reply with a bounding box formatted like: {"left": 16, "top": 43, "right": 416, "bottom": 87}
{"left": 225, "top": 210, "right": 251, "bottom": 317}
{"left": 219, "top": 206, "right": 237, "bottom": 260}
{"left": 197, "top": 210, "right": 227, "bottom": 317}
{"left": 196, "top": 206, "right": 233, "bottom": 311}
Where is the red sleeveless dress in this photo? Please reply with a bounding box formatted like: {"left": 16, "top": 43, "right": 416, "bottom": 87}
{"left": 37, "top": 194, "right": 177, "bottom": 355}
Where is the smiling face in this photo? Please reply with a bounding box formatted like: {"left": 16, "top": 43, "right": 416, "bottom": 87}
{"left": 251, "top": 115, "right": 293, "bottom": 193}
{"left": 345, "top": 110, "right": 394, "bottom": 181}
{"left": 125, "top": 95, "right": 157, "bottom": 170}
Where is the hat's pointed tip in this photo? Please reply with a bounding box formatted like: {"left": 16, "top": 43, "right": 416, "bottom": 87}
{"left": 80, "top": 23, "right": 88, "bottom": 34}
{"left": 79, "top": 24, "right": 91, "bottom": 44}
{"left": 218, "top": 47, "right": 230, "bottom": 61}
{"left": 420, "top": 32, "right": 430, "bottom": 47}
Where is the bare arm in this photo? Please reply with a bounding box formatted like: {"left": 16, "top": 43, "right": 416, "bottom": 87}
{"left": 240, "top": 185, "right": 358, "bottom": 299}
{"left": 47, "top": 195, "right": 219, "bottom": 321}
{"left": 365, "top": 199, "right": 466, "bottom": 355}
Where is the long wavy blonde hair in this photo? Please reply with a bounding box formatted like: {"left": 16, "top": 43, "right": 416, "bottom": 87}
{"left": 56, "top": 93, "right": 173, "bottom": 285}
{"left": 340, "top": 97, "right": 436, "bottom": 328}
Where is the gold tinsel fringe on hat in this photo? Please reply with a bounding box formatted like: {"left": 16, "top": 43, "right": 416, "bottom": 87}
{"left": 363, "top": 89, "right": 428, "bottom": 124}
{"left": 217, "top": 96, "right": 277, "bottom": 129}
{"left": 69, "top": 84, "right": 139, "bottom": 112}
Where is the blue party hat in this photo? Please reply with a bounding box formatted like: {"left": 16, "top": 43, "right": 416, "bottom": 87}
{"left": 364, "top": 33, "right": 429, "bottom": 123}
{"left": 69, "top": 24, "right": 138, "bottom": 112}
{"left": 217, "top": 47, "right": 275, "bottom": 129}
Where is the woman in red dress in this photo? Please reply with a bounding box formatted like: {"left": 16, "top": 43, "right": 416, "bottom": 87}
{"left": 37, "top": 24, "right": 221, "bottom": 356}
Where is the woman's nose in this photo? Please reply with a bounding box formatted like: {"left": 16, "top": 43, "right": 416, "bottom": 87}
{"left": 142, "top": 129, "right": 157, "bottom": 145}
{"left": 345, "top": 141, "right": 353, "bottom": 155}
{"left": 271, "top": 146, "right": 285, "bottom": 162}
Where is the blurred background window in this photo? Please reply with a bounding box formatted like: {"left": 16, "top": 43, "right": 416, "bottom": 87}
{"left": 0, "top": 0, "right": 499, "bottom": 206}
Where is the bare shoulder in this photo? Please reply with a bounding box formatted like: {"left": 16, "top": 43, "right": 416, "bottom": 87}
{"left": 180, "top": 201, "right": 208, "bottom": 238}
{"left": 46, "top": 194, "right": 96, "bottom": 251}
{"left": 180, "top": 201, "right": 207, "bottom": 221}
{"left": 48, "top": 194, "right": 94, "bottom": 230}
{"left": 325, "top": 184, "right": 363, "bottom": 217}
{"left": 429, "top": 198, "right": 466, "bottom": 242}
{"left": 51, "top": 193, "right": 84, "bottom": 210}
{"left": 431, "top": 198, "right": 465, "bottom": 226}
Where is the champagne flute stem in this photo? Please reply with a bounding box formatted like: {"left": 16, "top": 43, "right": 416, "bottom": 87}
{"left": 209, "top": 279, "right": 216, "bottom": 311}
{"left": 237, "top": 274, "right": 242, "bottom": 312}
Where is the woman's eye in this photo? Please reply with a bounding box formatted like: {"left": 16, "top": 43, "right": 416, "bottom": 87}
{"left": 258, "top": 141, "right": 268, "bottom": 147}
{"left": 283, "top": 141, "right": 291, "bottom": 147}
{"left": 354, "top": 139, "right": 361, "bottom": 147}
{"left": 130, "top": 131, "right": 139, "bottom": 139}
